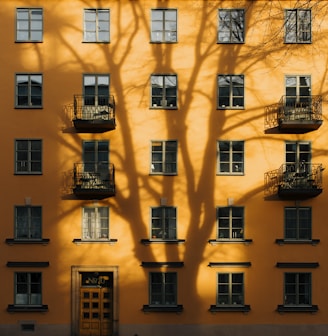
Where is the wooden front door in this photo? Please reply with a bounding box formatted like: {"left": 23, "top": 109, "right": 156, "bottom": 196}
{"left": 79, "top": 272, "right": 113, "bottom": 336}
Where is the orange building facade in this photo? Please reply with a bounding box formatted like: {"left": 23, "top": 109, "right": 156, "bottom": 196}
{"left": 1, "top": 0, "right": 328, "bottom": 335}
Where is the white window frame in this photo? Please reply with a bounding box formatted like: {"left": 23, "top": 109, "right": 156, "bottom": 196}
{"left": 217, "top": 206, "right": 244, "bottom": 240}
{"left": 218, "top": 9, "right": 245, "bottom": 43}
{"left": 150, "top": 140, "right": 177, "bottom": 175}
{"left": 285, "top": 9, "right": 311, "bottom": 43}
{"left": 217, "top": 272, "right": 244, "bottom": 306}
{"left": 151, "top": 9, "right": 177, "bottom": 43}
{"left": 82, "top": 206, "right": 109, "bottom": 240}
{"left": 151, "top": 74, "right": 177, "bottom": 108}
{"left": 217, "top": 140, "right": 244, "bottom": 175}
{"left": 16, "top": 8, "right": 43, "bottom": 42}
{"left": 83, "top": 9, "right": 110, "bottom": 42}
{"left": 16, "top": 74, "right": 43, "bottom": 108}
{"left": 217, "top": 75, "right": 244, "bottom": 109}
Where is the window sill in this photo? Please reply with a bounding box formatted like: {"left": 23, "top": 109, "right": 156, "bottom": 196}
{"left": 150, "top": 173, "right": 177, "bottom": 176}
{"left": 216, "top": 41, "right": 245, "bottom": 44}
{"left": 7, "top": 305, "right": 48, "bottom": 312}
{"left": 217, "top": 106, "right": 244, "bottom": 110}
{"left": 150, "top": 106, "right": 177, "bottom": 110}
{"left": 15, "top": 40, "right": 43, "bottom": 43}
{"left": 209, "top": 304, "right": 250, "bottom": 312}
{"left": 216, "top": 173, "right": 245, "bottom": 176}
{"left": 73, "top": 238, "right": 118, "bottom": 245}
{"left": 141, "top": 239, "right": 185, "bottom": 245}
{"left": 14, "top": 172, "right": 42, "bottom": 175}
{"left": 82, "top": 41, "right": 110, "bottom": 44}
{"left": 277, "top": 305, "right": 318, "bottom": 313}
{"left": 15, "top": 106, "right": 43, "bottom": 109}
{"left": 150, "top": 41, "right": 178, "bottom": 44}
{"left": 6, "top": 238, "right": 50, "bottom": 245}
{"left": 208, "top": 239, "right": 252, "bottom": 245}
{"left": 275, "top": 239, "right": 320, "bottom": 246}
{"left": 142, "top": 305, "right": 183, "bottom": 313}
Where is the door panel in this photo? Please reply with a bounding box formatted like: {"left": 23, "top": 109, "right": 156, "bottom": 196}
{"left": 79, "top": 278, "right": 113, "bottom": 336}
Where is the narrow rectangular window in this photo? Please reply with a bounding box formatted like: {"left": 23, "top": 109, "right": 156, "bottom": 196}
{"left": 285, "top": 9, "right": 311, "bottom": 43}
{"left": 151, "top": 140, "right": 177, "bottom": 174}
{"left": 150, "top": 272, "right": 177, "bottom": 305}
{"left": 217, "top": 140, "right": 244, "bottom": 174}
{"left": 285, "top": 207, "right": 311, "bottom": 240}
{"left": 218, "top": 75, "right": 244, "bottom": 109}
{"left": 16, "top": 74, "right": 43, "bottom": 107}
{"left": 284, "top": 272, "right": 311, "bottom": 305}
{"left": 151, "top": 9, "right": 177, "bottom": 42}
{"left": 16, "top": 8, "right": 43, "bottom": 42}
{"left": 217, "top": 206, "right": 244, "bottom": 240}
{"left": 151, "top": 75, "right": 177, "bottom": 108}
{"left": 15, "top": 206, "right": 42, "bottom": 240}
{"left": 15, "top": 139, "right": 42, "bottom": 174}
{"left": 84, "top": 9, "right": 110, "bottom": 42}
{"left": 218, "top": 9, "right": 244, "bottom": 43}
{"left": 82, "top": 207, "right": 109, "bottom": 240}
{"left": 217, "top": 273, "right": 244, "bottom": 305}
{"left": 151, "top": 206, "right": 177, "bottom": 240}
{"left": 15, "top": 272, "right": 42, "bottom": 306}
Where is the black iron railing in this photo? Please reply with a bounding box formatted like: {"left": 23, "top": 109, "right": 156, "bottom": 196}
{"left": 73, "top": 95, "right": 115, "bottom": 121}
{"left": 73, "top": 162, "right": 115, "bottom": 195}
{"left": 265, "top": 95, "right": 322, "bottom": 129}
{"left": 265, "top": 162, "right": 323, "bottom": 197}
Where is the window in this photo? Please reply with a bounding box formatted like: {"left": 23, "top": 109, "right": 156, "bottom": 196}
{"left": 149, "top": 272, "right": 177, "bottom": 306}
{"left": 285, "top": 207, "right": 311, "bottom": 240}
{"left": 16, "top": 8, "right": 43, "bottom": 42}
{"left": 284, "top": 272, "right": 311, "bottom": 305}
{"left": 218, "top": 9, "right": 244, "bottom": 43}
{"left": 285, "top": 141, "right": 311, "bottom": 173}
{"left": 217, "top": 273, "right": 244, "bottom": 305}
{"left": 217, "top": 141, "right": 244, "bottom": 174}
{"left": 16, "top": 74, "right": 43, "bottom": 107}
{"left": 15, "top": 272, "right": 42, "bottom": 305}
{"left": 151, "top": 75, "right": 177, "bottom": 108}
{"left": 151, "top": 206, "right": 176, "bottom": 240}
{"left": 218, "top": 75, "right": 244, "bottom": 108}
{"left": 15, "top": 206, "right": 42, "bottom": 240}
{"left": 151, "top": 140, "right": 177, "bottom": 174}
{"left": 82, "top": 207, "right": 109, "bottom": 240}
{"left": 285, "top": 75, "right": 311, "bottom": 107}
{"left": 217, "top": 206, "right": 244, "bottom": 240}
{"left": 151, "top": 9, "right": 177, "bottom": 42}
{"left": 15, "top": 139, "right": 42, "bottom": 174}
{"left": 285, "top": 9, "right": 311, "bottom": 43}
{"left": 84, "top": 74, "right": 109, "bottom": 105}
{"left": 84, "top": 9, "right": 110, "bottom": 42}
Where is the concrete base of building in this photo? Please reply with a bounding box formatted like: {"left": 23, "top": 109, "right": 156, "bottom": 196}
{"left": 0, "top": 324, "right": 70, "bottom": 336}
{"left": 120, "top": 324, "right": 328, "bottom": 336}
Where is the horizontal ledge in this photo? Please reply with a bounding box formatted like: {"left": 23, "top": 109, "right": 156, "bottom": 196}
{"left": 7, "top": 262, "right": 49, "bottom": 268}
{"left": 209, "top": 304, "right": 251, "bottom": 312}
{"left": 277, "top": 305, "right": 318, "bottom": 313}
{"left": 276, "top": 262, "right": 319, "bottom": 268}
{"left": 5, "top": 239, "right": 50, "bottom": 245}
{"left": 275, "top": 239, "right": 320, "bottom": 246}
{"left": 73, "top": 238, "right": 118, "bottom": 244}
{"left": 142, "top": 305, "right": 183, "bottom": 313}
{"left": 140, "top": 239, "right": 185, "bottom": 245}
{"left": 141, "top": 262, "right": 184, "bottom": 268}
{"left": 208, "top": 262, "right": 251, "bottom": 268}
{"left": 208, "top": 239, "right": 252, "bottom": 245}
{"left": 7, "top": 305, "right": 48, "bottom": 313}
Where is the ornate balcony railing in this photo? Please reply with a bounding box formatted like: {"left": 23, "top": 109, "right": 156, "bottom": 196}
{"left": 73, "top": 162, "right": 115, "bottom": 199}
{"left": 71, "top": 95, "right": 116, "bottom": 132}
{"left": 265, "top": 162, "right": 323, "bottom": 199}
{"left": 265, "top": 95, "right": 322, "bottom": 132}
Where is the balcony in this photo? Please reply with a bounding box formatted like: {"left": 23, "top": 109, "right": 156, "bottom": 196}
{"left": 265, "top": 95, "right": 322, "bottom": 133}
{"left": 265, "top": 163, "right": 323, "bottom": 199}
{"left": 72, "top": 95, "right": 116, "bottom": 132}
{"left": 73, "top": 163, "right": 115, "bottom": 199}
